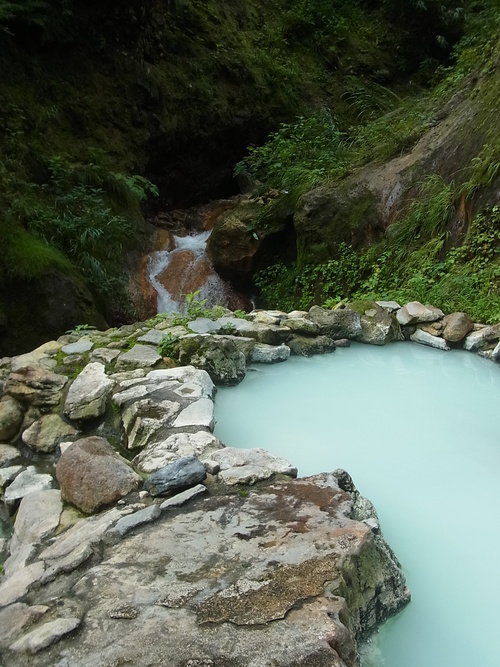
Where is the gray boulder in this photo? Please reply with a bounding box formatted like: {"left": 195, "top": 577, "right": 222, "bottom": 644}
{"left": 308, "top": 305, "right": 362, "bottom": 339}
{"left": 144, "top": 456, "right": 207, "bottom": 497}
{"left": 250, "top": 343, "right": 291, "bottom": 364}
{"left": 463, "top": 324, "right": 500, "bottom": 351}
{"left": 4, "top": 466, "right": 55, "bottom": 505}
{"left": 349, "top": 301, "right": 399, "bottom": 345}
{"left": 6, "top": 490, "right": 63, "bottom": 575}
{"left": 212, "top": 447, "right": 298, "bottom": 486}
{"left": 56, "top": 437, "right": 141, "bottom": 514}
{"left": 22, "top": 414, "right": 77, "bottom": 454}
{"left": 9, "top": 617, "right": 81, "bottom": 654}
{"left": 61, "top": 338, "right": 94, "bottom": 355}
{"left": 442, "top": 312, "right": 474, "bottom": 343}
{"left": 64, "top": 362, "right": 115, "bottom": 421}
{"left": 116, "top": 344, "right": 162, "bottom": 369}
{"left": 0, "top": 396, "right": 24, "bottom": 441}
{"left": 410, "top": 328, "right": 450, "bottom": 350}
{"left": 396, "top": 301, "right": 444, "bottom": 326}
{"left": 179, "top": 335, "right": 246, "bottom": 385}
{"left": 288, "top": 335, "right": 337, "bottom": 356}
{"left": 281, "top": 317, "right": 319, "bottom": 335}
{"left": 0, "top": 444, "right": 21, "bottom": 467}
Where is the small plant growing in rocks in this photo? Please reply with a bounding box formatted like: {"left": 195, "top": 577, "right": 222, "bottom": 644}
{"left": 157, "top": 333, "right": 179, "bottom": 358}
{"left": 220, "top": 322, "right": 237, "bottom": 335}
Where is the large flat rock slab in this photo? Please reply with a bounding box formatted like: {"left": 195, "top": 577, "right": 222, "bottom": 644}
{"left": 4, "top": 474, "right": 408, "bottom": 667}
{"left": 212, "top": 447, "right": 298, "bottom": 485}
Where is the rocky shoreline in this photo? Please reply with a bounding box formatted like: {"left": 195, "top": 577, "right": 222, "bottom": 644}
{"left": 1, "top": 297, "right": 496, "bottom": 666}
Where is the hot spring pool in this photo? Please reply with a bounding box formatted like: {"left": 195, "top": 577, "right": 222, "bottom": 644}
{"left": 214, "top": 342, "right": 500, "bottom": 667}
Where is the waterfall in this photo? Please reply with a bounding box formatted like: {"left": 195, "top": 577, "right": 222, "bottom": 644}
{"left": 147, "top": 230, "right": 237, "bottom": 313}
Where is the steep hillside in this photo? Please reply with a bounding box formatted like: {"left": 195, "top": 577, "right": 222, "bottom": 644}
{"left": 0, "top": 0, "right": 473, "bottom": 353}
{"left": 237, "top": 1, "right": 500, "bottom": 323}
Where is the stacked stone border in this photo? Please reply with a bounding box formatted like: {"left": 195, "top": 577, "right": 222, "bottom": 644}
{"left": 0, "top": 297, "right": 491, "bottom": 665}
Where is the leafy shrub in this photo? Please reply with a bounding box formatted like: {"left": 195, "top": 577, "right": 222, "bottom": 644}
{"left": 185, "top": 290, "right": 211, "bottom": 320}
{"left": 235, "top": 109, "right": 350, "bottom": 206}
{"left": 7, "top": 155, "right": 156, "bottom": 298}
{"left": 157, "top": 333, "right": 180, "bottom": 358}
{"left": 220, "top": 322, "right": 237, "bottom": 335}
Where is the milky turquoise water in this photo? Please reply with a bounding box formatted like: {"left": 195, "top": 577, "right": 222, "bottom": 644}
{"left": 214, "top": 343, "right": 500, "bottom": 667}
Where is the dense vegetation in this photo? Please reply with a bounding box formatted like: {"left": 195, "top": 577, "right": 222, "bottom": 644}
{"left": 244, "top": 0, "right": 500, "bottom": 322}
{"left": 0, "top": 0, "right": 499, "bottom": 353}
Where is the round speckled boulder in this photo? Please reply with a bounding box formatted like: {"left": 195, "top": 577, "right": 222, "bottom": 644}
{"left": 56, "top": 437, "right": 141, "bottom": 513}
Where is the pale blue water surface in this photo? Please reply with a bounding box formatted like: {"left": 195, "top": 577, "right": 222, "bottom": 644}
{"left": 214, "top": 342, "right": 500, "bottom": 667}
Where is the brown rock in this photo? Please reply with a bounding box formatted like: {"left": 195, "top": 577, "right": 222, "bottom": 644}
{"left": 442, "top": 312, "right": 474, "bottom": 343}
{"left": 5, "top": 366, "right": 68, "bottom": 408}
{"left": 56, "top": 437, "right": 141, "bottom": 514}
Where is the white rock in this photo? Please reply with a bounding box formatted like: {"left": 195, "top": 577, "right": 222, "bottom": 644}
{"left": 212, "top": 447, "right": 298, "bottom": 486}
{"left": 492, "top": 341, "right": 500, "bottom": 362}
{"left": 160, "top": 484, "right": 207, "bottom": 510}
{"left": 376, "top": 301, "right": 401, "bottom": 312}
{"left": 172, "top": 398, "right": 215, "bottom": 430}
{"left": 137, "top": 329, "right": 166, "bottom": 345}
{"left": 287, "top": 310, "right": 308, "bottom": 318}
{"left": 4, "top": 466, "right": 54, "bottom": 504}
{"left": 0, "top": 561, "right": 45, "bottom": 607}
{"left": 61, "top": 337, "right": 94, "bottom": 355}
{"left": 147, "top": 366, "right": 215, "bottom": 398}
{"left": 0, "top": 465, "right": 23, "bottom": 489}
{"left": 8, "top": 490, "right": 63, "bottom": 565}
{"left": 116, "top": 345, "right": 162, "bottom": 369}
{"left": 90, "top": 348, "right": 120, "bottom": 364}
{"left": 133, "top": 431, "right": 223, "bottom": 473}
{"left": 64, "top": 362, "right": 115, "bottom": 420}
{"left": 109, "top": 504, "right": 161, "bottom": 538}
{"left": 250, "top": 344, "right": 291, "bottom": 364}
{"left": 410, "top": 329, "right": 450, "bottom": 350}
{"left": 9, "top": 616, "right": 81, "bottom": 653}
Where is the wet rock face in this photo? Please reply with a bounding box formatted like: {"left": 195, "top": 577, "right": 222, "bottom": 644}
{"left": 3, "top": 474, "right": 409, "bottom": 667}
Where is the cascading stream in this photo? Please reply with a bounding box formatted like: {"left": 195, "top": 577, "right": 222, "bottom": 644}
{"left": 147, "top": 229, "right": 241, "bottom": 313}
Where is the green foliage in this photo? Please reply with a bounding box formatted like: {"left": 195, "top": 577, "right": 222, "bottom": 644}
{"left": 233, "top": 309, "right": 249, "bottom": 319}
{"left": 0, "top": 219, "right": 71, "bottom": 281}
{"left": 157, "top": 333, "right": 180, "bottom": 358}
{"left": 208, "top": 305, "right": 227, "bottom": 320}
{"left": 65, "top": 323, "right": 96, "bottom": 335}
{"left": 256, "top": 185, "right": 500, "bottom": 323}
{"left": 220, "top": 322, "right": 237, "bottom": 335}
{"left": 4, "top": 155, "right": 156, "bottom": 298}
{"left": 235, "top": 110, "right": 350, "bottom": 207}
{"left": 0, "top": 0, "right": 73, "bottom": 40}
{"left": 460, "top": 143, "right": 500, "bottom": 201}
{"left": 387, "top": 175, "right": 455, "bottom": 254}
{"left": 185, "top": 290, "right": 210, "bottom": 320}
